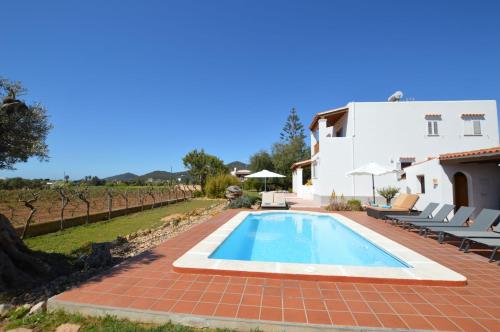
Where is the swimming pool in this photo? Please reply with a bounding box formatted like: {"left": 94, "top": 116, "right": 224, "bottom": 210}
{"left": 173, "top": 210, "right": 466, "bottom": 285}
{"left": 210, "top": 212, "right": 408, "bottom": 267}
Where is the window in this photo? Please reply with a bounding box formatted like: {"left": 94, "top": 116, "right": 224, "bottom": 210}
{"left": 417, "top": 175, "right": 425, "bottom": 194}
{"left": 464, "top": 119, "right": 482, "bottom": 136}
{"left": 462, "top": 114, "right": 484, "bottom": 136}
{"left": 424, "top": 114, "right": 441, "bottom": 136}
{"left": 398, "top": 157, "right": 415, "bottom": 180}
{"left": 427, "top": 120, "right": 439, "bottom": 136}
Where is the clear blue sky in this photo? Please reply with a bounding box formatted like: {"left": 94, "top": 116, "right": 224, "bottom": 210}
{"left": 1, "top": 0, "right": 499, "bottom": 179}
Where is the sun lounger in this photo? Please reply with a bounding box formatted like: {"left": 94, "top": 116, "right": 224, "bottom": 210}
{"left": 260, "top": 192, "right": 274, "bottom": 208}
{"left": 366, "top": 194, "right": 419, "bottom": 219}
{"left": 273, "top": 193, "right": 287, "bottom": 208}
{"left": 434, "top": 209, "right": 500, "bottom": 244}
{"left": 406, "top": 206, "right": 475, "bottom": 236}
{"left": 260, "top": 192, "right": 287, "bottom": 209}
{"left": 386, "top": 202, "right": 439, "bottom": 223}
{"left": 398, "top": 204, "right": 455, "bottom": 228}
{"left": 461, "top": 237, "right": 500, "bottom": 262}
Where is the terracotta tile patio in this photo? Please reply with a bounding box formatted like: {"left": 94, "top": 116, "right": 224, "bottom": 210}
{"left": 50, "top": 209, "right": 500, "bottom": 331}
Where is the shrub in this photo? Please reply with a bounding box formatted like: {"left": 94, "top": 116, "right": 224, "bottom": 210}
{"left": 205, "top": 174, "right": 240, "bottom": 198}
{"left": 377, "top": 186, "right": 400, "bottom": 205}
{"left": 347, "top": 199, "right": 362, "bottom": 211}
{"left": 192, "top": 190, "right": 204, "bottom": 198}
{"left": 228, "top": 196, "right": 253, "bottom": 209}
{"left": 326, "top": 192, "right": 349, "bottom": 211}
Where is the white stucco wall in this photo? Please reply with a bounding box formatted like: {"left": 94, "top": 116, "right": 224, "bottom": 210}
{"left": 309, "top": 100, "right": 499, "bottom": 205}
{"left": 405, "top": 158, "right": 500, "bottom": 219}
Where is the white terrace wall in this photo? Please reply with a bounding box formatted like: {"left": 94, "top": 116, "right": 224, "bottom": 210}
{"left": 404, "top": 158, "right": 500, "bottom": 219}
{"left": 311, "top": 100, "right": 499, "bottom": 205}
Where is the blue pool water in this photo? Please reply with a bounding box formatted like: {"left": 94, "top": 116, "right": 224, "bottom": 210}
{"left": 209, "top": 212, "right": 409, "bottom": 268}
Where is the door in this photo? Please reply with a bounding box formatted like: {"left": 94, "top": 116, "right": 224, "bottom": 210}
{"left": 453, "top": 172, "right": 469, "bottom": 209}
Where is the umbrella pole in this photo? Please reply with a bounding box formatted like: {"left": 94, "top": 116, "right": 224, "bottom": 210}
{"left": 265, "top": 177, "right": 267, "bottom": 192}
{"left": 372, "top": 174, "right": 375, "bottom": 204}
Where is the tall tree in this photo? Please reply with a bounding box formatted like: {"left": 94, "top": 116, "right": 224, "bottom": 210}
{"left": 280, "top": 107, "right": 305, "bottom": 143}
{"left": 0, "top": 77, "right": 52, "bottom": 170}
{"left": 249, "top": 150, "right": 274, "bottom": 172}
{"left": 272, "top": 108, "right": 309, "bottom": 187}
{"left": 182, "top": 149, "right": 227, "bottom": 190}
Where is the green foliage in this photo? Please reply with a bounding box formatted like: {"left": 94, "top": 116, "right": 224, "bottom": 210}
{"left": 192, "top": 190, "right": 204, "bottom": 198}
{"left": 271, "top": 137, "right": 308, "bottom": 188}
{"left": 227, "top": 196, "right": 253, "bottom": 209}
{"left": 182, "top": 149, "right": 227, "bottom": 189}
{"left": 249, "top": 150, "right": 274, "bottom": 172}
{"left": 204, "top": 174, "right": 240, "bottom": 198}
{"left": 326, "top": 193, "right": 363, "bottom": 211}
{"left": 347, "top": 199, "right": 362, "bottom": 211}
{"left": 4, "top": 309, "right": 244, "bottom": 332}
{"left": 377, "top": 186, "right": 400, "bottom": 204}
{"left": 280, "top": 107, "right": 306, "bottom": 142}
{"left": 0, "top": 177, "right": 50, "bottom": 190}
{"left": 0, "top": 77, "right": 52, "bottom": 170}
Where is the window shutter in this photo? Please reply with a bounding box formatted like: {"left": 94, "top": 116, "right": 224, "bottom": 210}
{"left": 473, "top": 120, "right": 481, "bottom": 135}
{"left": 464, "top": 120, "right": 473, "bottom": 135}
{"left": 433, "top": 121, "right": 438, "bottom": 135}
{"left": 427, "top": 121, "right": 432, "bottom": 135}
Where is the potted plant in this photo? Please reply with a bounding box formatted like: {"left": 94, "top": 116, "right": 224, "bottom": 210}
{"left": 377, "top": 186, "right": 400, "bottom": 205}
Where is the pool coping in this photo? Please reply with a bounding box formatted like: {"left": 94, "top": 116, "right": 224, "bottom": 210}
{"left": 173, "top": 210, "right": 467, "bottom": 286}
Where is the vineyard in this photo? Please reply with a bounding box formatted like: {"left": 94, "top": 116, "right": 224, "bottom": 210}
{"left": 0, "top": 185, "right": 197, "bottom": 228}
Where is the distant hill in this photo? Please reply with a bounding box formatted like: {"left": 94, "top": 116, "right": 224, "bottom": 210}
{"left": 138, "top": 170, "right": 190, "bottom": 181}
{"left": 105, "top": 161, "right": 248, "bottom": 182}
{"left": 104, "top": 172, "right": 139, "bottom": 182}
{"left": 226, "top": 161, "right": 248, "bottom": 170}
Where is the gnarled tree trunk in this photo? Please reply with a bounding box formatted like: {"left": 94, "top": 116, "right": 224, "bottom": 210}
{"left": 0, "top": 213, "right": 51, "bottom": 292}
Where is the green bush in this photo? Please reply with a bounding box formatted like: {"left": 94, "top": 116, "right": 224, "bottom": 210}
{"left": 347, "top": 199, "right": 362, "bottom": 211}
{"left": 228, "top": 196, "right": 253, "bottom": 209}
{"left": 205, "top": 174, "right": 240, "bottom": 198}
{"left": 192, "top": 190, "right": 204, "bottom": 198}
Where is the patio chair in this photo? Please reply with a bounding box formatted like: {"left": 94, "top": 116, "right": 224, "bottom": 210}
{"left": 433, "top": 209, "right": 500, "bottom": 244}
{"left": 406, "top": 206, "right": 475, "bottom": 236}
{"left": 260, "top": 192, "right": 274, "bottom": 208}
{"left": 461, "top": 237, "right": 500, "bottom": 262}
{"left": 398, "top": 204, "right": 455, "bottom": 228}
{"left": 386, "top": 202, "right": 439, "bottom": 223}
{"left": 366, "top": 194, "right": 419, "bottom": 219}
{"left": 261, "top": 192, "right": 287, "bottom": 209}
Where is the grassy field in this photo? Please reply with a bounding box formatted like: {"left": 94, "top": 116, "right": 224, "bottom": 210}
{"left": 2, "top": 309, "right": 242, "bottom": 332}
{"left": 25, "top": 199, "right": 221, "bottom": 255}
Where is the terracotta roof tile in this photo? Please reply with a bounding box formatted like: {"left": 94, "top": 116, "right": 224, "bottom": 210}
{"left": 461, "top": 113, "right": 485, "bottom": 117}
{"left": 439, "top": 146, "right": 500, "bottom": 160}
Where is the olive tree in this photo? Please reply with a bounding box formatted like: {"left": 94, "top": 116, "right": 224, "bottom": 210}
{"left": 0, "top": 77, "right": 52, "bottom": 170}
{"left": 0, "top": 77, "right": 55, "bottom": 292}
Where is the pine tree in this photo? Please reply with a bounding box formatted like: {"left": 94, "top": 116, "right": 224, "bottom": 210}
{"left": 280, "top": 107, "right": 305, "bottom": 142}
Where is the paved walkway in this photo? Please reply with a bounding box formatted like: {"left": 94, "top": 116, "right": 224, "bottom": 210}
{"left": 50, "top": 210, "right": 500, "bottom": 331}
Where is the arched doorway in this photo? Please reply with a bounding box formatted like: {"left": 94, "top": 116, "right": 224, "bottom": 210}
{"left": 453, "top": 172, "right": 469, "bottom": 209}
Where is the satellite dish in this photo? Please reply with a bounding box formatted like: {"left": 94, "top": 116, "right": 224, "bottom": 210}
{"left": 388, "top": 91, "right": 403, "bottom": 102}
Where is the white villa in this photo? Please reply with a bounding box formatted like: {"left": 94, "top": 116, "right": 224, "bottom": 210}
{"left": 292, "top": 99, "right": 500, "bottom": 212}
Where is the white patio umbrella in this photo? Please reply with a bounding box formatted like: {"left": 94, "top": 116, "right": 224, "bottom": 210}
{"left": 245, "top": 169, "right": 285, "bottom": 192}
{"left": 346, "top": 162, "right": 397, "bottom": 204}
